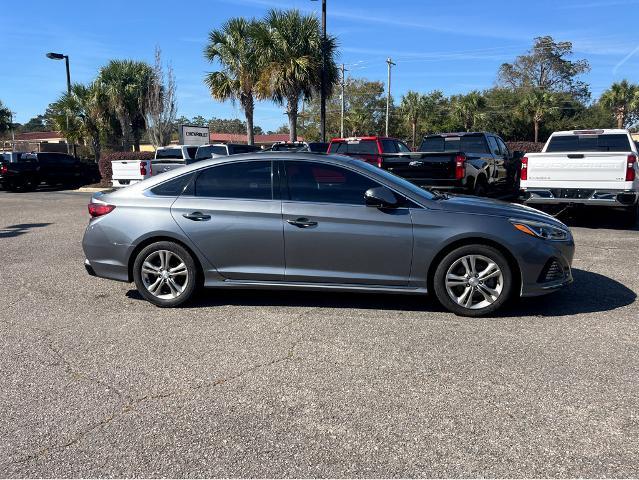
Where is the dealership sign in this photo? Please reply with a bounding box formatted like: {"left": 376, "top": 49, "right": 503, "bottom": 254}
{"left": 179, "top": 124, "right": 210, "bottom": 146}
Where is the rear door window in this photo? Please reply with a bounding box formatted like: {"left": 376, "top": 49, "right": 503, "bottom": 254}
{"left": 195, "top": 161, "right": 272, "bottom": 200}
{"left": 546, "top": 134, "right": 632, "bottom": 152}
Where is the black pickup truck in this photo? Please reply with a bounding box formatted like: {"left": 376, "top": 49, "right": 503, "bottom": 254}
{"left": 0, "top": 152, "right": 100, "bottom": 191}
{"left": 380, "top": 132, "right": 522, "bottom": 196}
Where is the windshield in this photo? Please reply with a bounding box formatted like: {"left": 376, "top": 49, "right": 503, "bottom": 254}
{"left": 546, "top": 134, "right": 632, "bottom": 152}
{"left": 155, "top": 148, "right": 184, "bottom": 161}
{"left": 196, "top": 145, "right": 228, "bottom": 159}
{"left": 420, "top": 135, "right": 489, "bottom": 153}
{"left": 345, "top": 156, "right": 435, "bottom": 201}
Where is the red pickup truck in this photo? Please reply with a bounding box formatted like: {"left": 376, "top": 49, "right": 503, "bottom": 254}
{"left": 327, "top": 136, "right": 412, "bottom": 167}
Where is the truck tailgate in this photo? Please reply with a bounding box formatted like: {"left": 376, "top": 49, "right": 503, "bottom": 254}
{"left": 382, "top": 153, "right": 456, "bottom": 182}
{"left": 111, "top": 160, "right": 145, "bottom": 180}
{"left": 525, "top": 152, "right": 629, "bottom": 185}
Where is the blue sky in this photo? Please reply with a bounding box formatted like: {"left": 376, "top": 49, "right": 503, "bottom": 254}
{"left": 2, "top": 0, "right": 639, "bottom": 131}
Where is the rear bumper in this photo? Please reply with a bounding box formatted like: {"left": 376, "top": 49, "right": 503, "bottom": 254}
{"left": 522, "top": 188, "right": 638, "bottom": 207}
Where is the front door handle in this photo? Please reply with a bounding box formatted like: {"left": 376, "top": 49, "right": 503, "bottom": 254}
{"left": 182, "top": 211, "right": 211, "bottom": 221}
{"left": 286, "top": 217, "right": 318, "bottom": 228}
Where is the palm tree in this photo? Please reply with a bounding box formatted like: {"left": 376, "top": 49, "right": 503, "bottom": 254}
{"left": 50, "top": 83, "right": 107, "bottom": 162}
{"left": 400, "top": 91, "right": 427, "bottom": 149}
{"left": 0, "top": 100, "right": 12, "bottom": 134}
{"left": 97, "top": 60, "right": 154, "bottom": 151}
{"left": 518, "top": 89, "right": 557, "bottom": 142}
{"left": 204, "top": 18, "right": 262, "bottom": 145}
{"left": 256, "top": 9, "right": 338, "bottom": 142}
{"left": 452, "top": 91, "right": 486, "bottom": 131}
{"left": 599, "top": 80, "right": 639, "bottom": 129}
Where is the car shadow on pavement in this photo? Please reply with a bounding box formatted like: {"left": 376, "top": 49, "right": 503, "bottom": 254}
{"left": 126, "top": 268, "right": 635, "bottom": 317}
{"left": 500, "top": 268, "right": 636, "bottom": 317}
{"left": 0, "top": 223, "right": 52, "bottom": 239}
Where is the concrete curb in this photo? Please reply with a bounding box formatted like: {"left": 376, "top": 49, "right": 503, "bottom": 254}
{"left": 76, "top": 187, "right": 112, "bottom": 193}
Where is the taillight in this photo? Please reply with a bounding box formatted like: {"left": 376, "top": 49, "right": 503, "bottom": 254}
{"left": 376, "top": 155, "right": 383, "bottom": 168}
{"left": 520, "top": 156, "right": 528, "bottom": 181}
{"left": 454, "top": 154, "right": 465, "bottom": 180}
{"left": 626, "top": 154, "right": 636, "bottom": 181}
{"left": 88, "top": 203, "right": 115, "bottom": 218}
{"left": 140, "top": 161, "right": 148, "bottom": 176}
{"left": 0, "top": 164, "right": 7, "bottom": 175}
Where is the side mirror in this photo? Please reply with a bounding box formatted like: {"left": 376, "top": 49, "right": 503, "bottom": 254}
{"left": 365, "top": 186, "right": 400, "bottom": 208}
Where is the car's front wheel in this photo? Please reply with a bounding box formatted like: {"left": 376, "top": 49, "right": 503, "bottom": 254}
{"left": 133, "top": 241, "right": 198, "bottom": 307}
{"left": 433, "top": 244, "right": 513, "bottom": 317}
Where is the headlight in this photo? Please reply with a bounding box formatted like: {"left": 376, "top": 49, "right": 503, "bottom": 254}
{"left": 510, "top": 219, "right": 570, "bottom": 241}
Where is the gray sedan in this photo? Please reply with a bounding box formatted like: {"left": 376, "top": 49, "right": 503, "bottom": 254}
{"left": 82, "top": 153, "right": 574, "bottom": 316}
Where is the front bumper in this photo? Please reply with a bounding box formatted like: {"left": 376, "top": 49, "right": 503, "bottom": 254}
{"left": 519, "top": 237, "right": 575, "bottom": 297}
{"left": 522, "top": 188, "right": 638, "bottom": 207}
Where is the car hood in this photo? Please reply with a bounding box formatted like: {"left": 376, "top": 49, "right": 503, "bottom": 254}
{"left": 432, "top": 194, "right": 567, "bottom": 227}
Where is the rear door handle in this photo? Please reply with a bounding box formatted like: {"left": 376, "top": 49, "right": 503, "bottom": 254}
{"left": 182, "top": 211, "right": 211, "bottom": 221}
{"left": 286, "top": 217, "right": 318, "bottom": 228}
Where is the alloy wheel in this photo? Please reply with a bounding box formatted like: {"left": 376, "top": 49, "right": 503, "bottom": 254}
{"left": 141, "top": 250, "right": 189, "bottom": 300}
{"left": 445, "top": 254, "right": 504, "bottom": 310}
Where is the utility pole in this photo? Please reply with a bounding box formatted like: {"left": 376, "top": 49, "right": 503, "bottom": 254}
{"left": 320, "top": 0, "right": 327, "bottom": 142}
{"left": 340, "top": 63, "right": 347, "bottom": 138}
{"left": 385, "top": 57, "right": 395, "bottom": 137}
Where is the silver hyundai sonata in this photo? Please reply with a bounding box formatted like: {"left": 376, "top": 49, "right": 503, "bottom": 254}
{"left": 83, "top": 153, "right": 574, "bottom": 316}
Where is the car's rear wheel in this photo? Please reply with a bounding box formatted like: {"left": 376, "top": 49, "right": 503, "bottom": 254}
{"left": 133, "top": 241, "right": 198, "bottom": 307}
{"left": 433, "top": 244, "right": 513, "bottom": 317}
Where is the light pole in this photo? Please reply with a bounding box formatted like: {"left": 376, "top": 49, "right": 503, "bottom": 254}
{"left": 46, "top": 52, "right": 74, "bottom": 156}
{"left": 311, "top": 0, "right": 327, "bottom": 142}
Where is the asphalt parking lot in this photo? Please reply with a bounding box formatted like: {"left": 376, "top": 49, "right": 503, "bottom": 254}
{"left": 1, "top": 189, "right": 638, "bottom": 477}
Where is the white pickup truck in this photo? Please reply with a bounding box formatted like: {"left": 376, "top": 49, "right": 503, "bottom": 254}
{"left": 111, "top": 145, "right": 199, "bottom": 188}
{"left": 521, "top": 129, "right": 638, "bottom": 223}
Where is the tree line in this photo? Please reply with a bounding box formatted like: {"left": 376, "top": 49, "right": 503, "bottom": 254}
{"left": 2, "top": 23, "right": 639, "bottom": 156}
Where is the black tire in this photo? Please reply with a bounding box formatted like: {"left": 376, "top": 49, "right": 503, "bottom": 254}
{"left": 132, "top": 241, "right": 199, "bottom": 307}
{"left": 473, "top": 176, "right": 488, "bottom": 197}
{"left": 433, "top": 244, "right": 514, "bottom": 317}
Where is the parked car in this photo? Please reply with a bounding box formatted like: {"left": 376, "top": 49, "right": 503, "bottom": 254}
{"left": 0, "top": 152, "right": 99, "bottom": 191}
{"left": 83, "top": 152, "right": 574, "bottom": 317}
{"left": 377, "top": 132, "right": 520, "bottom": 196}
{"left": 520, "top": 129, "right": 639, "bottom": 224}
{"left": 194, "top": 143, "right": 261, "bottom": 160}
{"left": 111, "top": 145, "right": 200, "bottom": 188}
{"left": 327, "top": 136, "right": 412, "bottom": 167}
{"left": 264, "top": 141, "right": 328, "bottom": 153}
